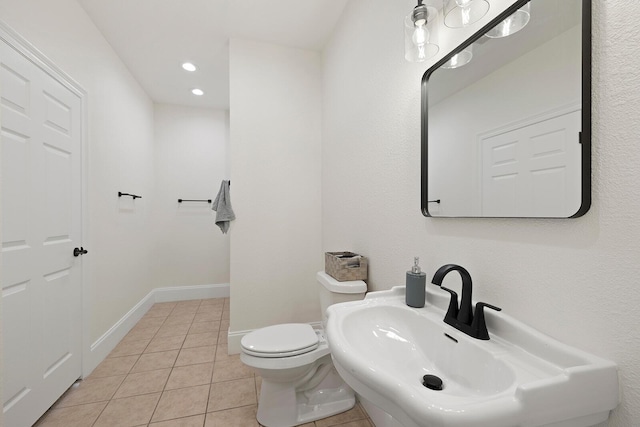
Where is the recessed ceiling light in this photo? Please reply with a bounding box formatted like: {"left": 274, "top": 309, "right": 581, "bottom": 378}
{"left": 182, "top": 62, "right": 197, "bottom": 72}
{"left": 192, "top": 88, "right": 204, "bottom": 96}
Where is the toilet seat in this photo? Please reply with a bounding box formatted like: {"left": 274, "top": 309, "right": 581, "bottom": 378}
{"left": 241, "top": 323, "right": 320, "bottom": 358}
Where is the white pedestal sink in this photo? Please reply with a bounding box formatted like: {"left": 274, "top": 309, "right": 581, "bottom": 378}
{"left": 325, "top": 287, "right": 619, "bottom": 427}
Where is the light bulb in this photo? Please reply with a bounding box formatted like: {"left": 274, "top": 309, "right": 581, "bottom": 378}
{"left": 442, "top": 45, "right": 473, "bottom": 69}
{"left": 412, "top": 24, "right": 429, "bottom": 46}
{"left": 485, "top": 4, "right": 531, "bottom": 38}
{"left": 412, "top": 24, "right": 430, "bottom": 60}
{"left": 450, "top": 54, "right": 463, "bottom": 67}
{"left": 445, "top": 0, "right": 489, "bottom": 28}
{"left": 461, "top": 6, "right": 471, "bottom": 26}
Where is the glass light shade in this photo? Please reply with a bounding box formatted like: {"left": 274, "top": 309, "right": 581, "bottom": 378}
{"left": 444, "top": 0, "right": 490, "bottom": 28}
{"left": 485, "top": 3, "right": 531, "bottom": 38}
{"left": 404, "top": 14, "right": 439, "bottom": 62}
{"left": 441, "top": 45, "right": 473, "bottom": 69}
{"left": 191, "top": 88, "right": 204, "bottom": 96}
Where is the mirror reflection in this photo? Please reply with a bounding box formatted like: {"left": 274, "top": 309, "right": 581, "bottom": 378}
{"left": 422, "top": 0, "right": 590, "bottom": 218}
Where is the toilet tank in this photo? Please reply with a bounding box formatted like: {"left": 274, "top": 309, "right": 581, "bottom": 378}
{"left": 316, "top": 271, "right": 367, "bottom": 325}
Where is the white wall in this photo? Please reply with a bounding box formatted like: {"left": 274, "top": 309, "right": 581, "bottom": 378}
{"left": 152, "top": 104, "right": 230, "bottom": 287}
{"left": 0, "top": 0, "right": 156, "bottom": 346}
{"left": 228, "top": 39, "right": 323, "bottom": 344}
{"left": 323, "top": 1, "right": 640, "bottom": 426}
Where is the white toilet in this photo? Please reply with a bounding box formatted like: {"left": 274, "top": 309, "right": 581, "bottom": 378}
{"left": 240, "top": 271, "right": 367, "bottom": 427}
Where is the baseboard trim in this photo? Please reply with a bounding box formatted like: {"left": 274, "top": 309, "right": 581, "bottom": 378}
{"left": 84, "top": 283, "right": 230, "bottom": 376}
{"left": 154, "top": 283, "right": 230, "bottom": 302}
{"left": 84, "top": 290, "right": 155, "bottom": 376}
{"left": 227, "top": 320, "right": 323, "bottom": 355}
{"left": 227, "top": 329, "right": 248, "bottom": 355}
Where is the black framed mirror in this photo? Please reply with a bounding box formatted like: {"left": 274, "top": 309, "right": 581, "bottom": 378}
{"left": 421, "top": 0, "right": 591, "bottom": 218}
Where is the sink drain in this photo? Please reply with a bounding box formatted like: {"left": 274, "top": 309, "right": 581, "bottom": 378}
{"left": 422, "top": 374, "right": 443, "bottom": 391}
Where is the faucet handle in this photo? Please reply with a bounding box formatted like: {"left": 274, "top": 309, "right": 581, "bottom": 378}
{"left": 477, "top": 302, "right": 501, "bottom": 312}
{"left": 470, "top": 302, "right": 502, "bottom": 340}
{"left": 439, "top": 286, "right": 459, "bottom": 321}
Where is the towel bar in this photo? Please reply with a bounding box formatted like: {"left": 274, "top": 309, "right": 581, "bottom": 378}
{"left": 178, "top": 199, "right": 212, "bottom": 203}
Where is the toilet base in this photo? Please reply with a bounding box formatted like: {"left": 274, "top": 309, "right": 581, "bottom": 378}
{"left": 256, "top": 364, "right": 355, "bottom": 427}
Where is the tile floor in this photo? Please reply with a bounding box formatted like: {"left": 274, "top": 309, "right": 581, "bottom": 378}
{"left": 34, "top": 298, "right": 374, "bottom": 427}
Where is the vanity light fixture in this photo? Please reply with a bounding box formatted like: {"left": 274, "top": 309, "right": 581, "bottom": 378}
{"left": 444, "top": 0, "right": 490, "bottom": 28}
{"left": 182, "top": 62, "right": 197, "bottom": 72}
{"left": 404, "top": 0, "right": 439, "bottom": 62}
{"left": 441, "top": 45, "right": 473, "bottom": 68}
{"left": 485, "top": 3, "right": 530, "bottom": 38}
{"left": 191, "top": 88, "right": 204, "bottom": 96}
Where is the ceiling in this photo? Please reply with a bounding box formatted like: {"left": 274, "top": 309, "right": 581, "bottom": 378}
{"left": 78, "top": 0, "right": 349, "bottom": 110}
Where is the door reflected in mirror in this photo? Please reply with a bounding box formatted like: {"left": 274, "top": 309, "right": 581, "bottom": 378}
{"left": 422, "top": 0, "right": 591, "bottom": 218}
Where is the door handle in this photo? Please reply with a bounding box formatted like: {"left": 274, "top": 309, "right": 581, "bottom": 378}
{"left": 73, "top": 247, "right": 88, "bottom": 257}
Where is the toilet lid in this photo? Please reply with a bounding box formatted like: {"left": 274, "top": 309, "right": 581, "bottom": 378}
{"left": 241, "top": 323, "right": 319, "bottom": 357}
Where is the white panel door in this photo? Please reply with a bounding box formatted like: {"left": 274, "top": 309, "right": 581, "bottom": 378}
{"left": 481, "top": 109, "right": 581, "bottom": 217}
{"left": 1, "top": 39, "right": 83, "bottom": 427}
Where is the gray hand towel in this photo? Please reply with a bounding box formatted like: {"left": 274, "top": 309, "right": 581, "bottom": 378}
{"left": 212, "top": 180, "right": 235, "bottom": 234}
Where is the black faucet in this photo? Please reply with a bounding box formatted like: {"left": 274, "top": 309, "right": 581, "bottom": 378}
{"left": 431, "top": 264, "right": 501, "bottom": 340}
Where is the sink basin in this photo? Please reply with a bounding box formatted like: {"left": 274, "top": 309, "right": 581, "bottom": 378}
{"left": 326, "top": 287, "right": 619, "bottom": 427}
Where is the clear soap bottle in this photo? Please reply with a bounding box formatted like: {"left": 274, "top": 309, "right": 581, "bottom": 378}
{"left": 406, "top": 257, "right": 426, "bottom": 308}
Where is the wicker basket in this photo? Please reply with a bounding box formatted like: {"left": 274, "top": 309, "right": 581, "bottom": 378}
{"left": 325, "top": 252, "right": 368, "bottom": 282}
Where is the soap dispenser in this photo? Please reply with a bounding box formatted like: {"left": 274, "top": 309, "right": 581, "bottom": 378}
{"left": 406, "top": 257, "right": 426, "bottom": 308}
